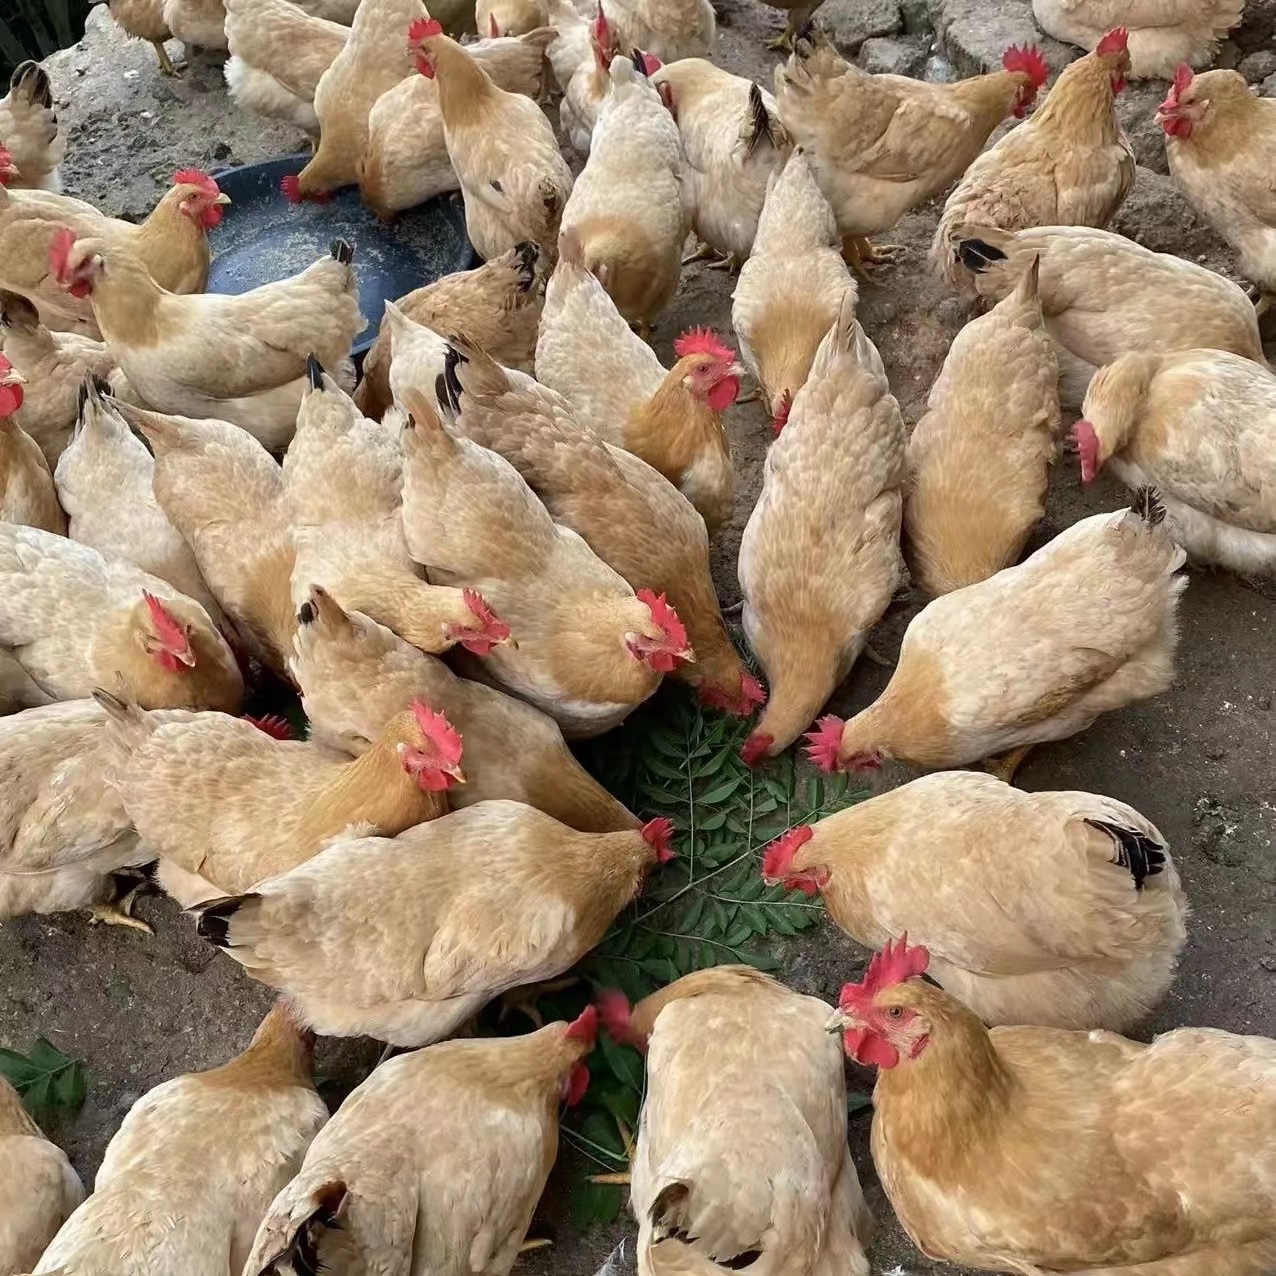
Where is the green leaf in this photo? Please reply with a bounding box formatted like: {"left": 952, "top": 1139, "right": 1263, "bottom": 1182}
{"left": 740, "top": 904, "right": 767, "bottom": 934}
{"left": 597, "top": 1034, "right": 645, "bottom": 1095}
{"left": 0, "top": 1039, "right": 88, "bottom": 1123}
{"left": 724, "top": 924, "right": 752, "bottom": 949}
{"left": 570, "top": 1179, "right": 625, "bottom": 1228}
{"left": 847, "top": 1090, "right": 873, "bottom": 1116}
{"left": 699, "top": 775, "right": 744, "bottom": 805}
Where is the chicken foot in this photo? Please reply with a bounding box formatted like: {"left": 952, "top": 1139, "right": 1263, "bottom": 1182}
{"left": 497, "top": 976, "right": 583, "bottom": 1028}
{"left": 682, "top": 240, "right": 740, "bottom": 273}
{"left": 843, "top": 236, "right": 904, "bottom": 281}
{"left": 151, "top": 40, "right": 184, "bottom": 76}
{"left": 981, "top": 744, "right": 1033, "bottom": 784}
{"left": 88, "top": 898, "right": 153, "bottom": 935}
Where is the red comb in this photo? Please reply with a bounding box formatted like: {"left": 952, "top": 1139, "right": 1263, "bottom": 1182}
{"left": 410, "top": 701, "right": 464, "bottom": 766}
{"left": 1096, "top": 26, "right": 1128, "bottom": 56}
{"left": 772, "top": 389, "right": 792, "bottom": 435}
{"left": 838, "top": 934, "right": 930, "bottom": 1009}
{"left": 1001, "top": 43, "right": 1048, "bottom": 90}
{"left": 596, "top": 988, "right": 634, "bottom": 1041}
{"left": 566, "top": 1061, "right": 590, "bottom": 1106}
{"left": 593, "top": 3, "right": 611, "bottom": 49}
{"left": 461, "top": 588, "right": 510, "bottom": 649}
{"left": 673, "top": 327, "right": 735, "bottom": 364}
{"left": 49, "top": 226, "right": 77, "bottom": 285}
{"left": 1165, "top": 62, "right": 1193, "bottom": 108}
{"left": 636, "top": 589, "right": 689, "bottom": 654}
{"left": 245, "top": 714, "right": 293, "bottom": 740}
{"left": 761, "top": 825, "right": 814, "bottom": 885}
{"left": 740, "top": 730, "right": 773, "bottom": 767}
{"left": 0, "top": 147, "right": 14, "bottom": 184}
{"left": 803, "top": 715, "right": 845, "bottom": 772}
{"left": 280, "top": 174, "right": 302, "bottom": 204}
{"left": 1073, "top": 420, "right": 1100, "bottom": 484}
{"left": 173, "top": 168, "right": 219, "bottom": 196}
{"left": 143, "top": 591, "right": 188, "bottom": 652}
{"left": 488, "top": 13, "right": 500, "bottom": 35}
{"left": 740, "top": 671, "right": 766, "bottom": 712}
{"left": 407, "top": 16, "right": 443, "bottom": 41}
{"left": 640, "top": 51, "right": 662, "bottom": 74}
{"left": 641, "top": 816, "right": 676, "bottom": 863}
{"left": 566, "top": 1003, "right": 598, "bottom": 1046}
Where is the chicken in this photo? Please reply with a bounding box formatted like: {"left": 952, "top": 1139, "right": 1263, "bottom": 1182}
{"left": 0, "top": 290, "right": 120, "bottom": 464}
{"left": 601, "top": 0, "right": 714, "bottom": 63}
{"left": 952, "top": 221, "right": 1268, "bottom": 407}
{"left": 195, "top": 801, "right": 675, "bottom": 1044}
{"left": 536, "top": 233, "right": 740, "bottom": 533}
{"left": 599, "top": 967, "right": 874, "bottom": 1276}
{"left": 559, "top": 54, "right": 688, "bottom": 329}
{"left": 398, "top": 391, "right": 690, "bottom": 737}
{"left": 440, "top": 340, "right": 763, "bottom": 714}
{"left": 360, "top": 28, "right": 557, "bottom": 221}
{"left": 290, "top": 583, "right": 639, "bottom": 830}
{"left": 548, "top": 0, "right": 616, "bottom": 157}
{"left": 0, "top": 699, "right": 182, "bottom": 925}
{"left": 828, "top": 937, "right": 1276, "bottom": 1275}
{"left": 33, "top": 1004, "right": 327, "bottom": 1276}
{"left": 738, "top": 297, "right": 906, "bottom": 765}
{"left": 50, "top": 234, "right": 362, "bottom": 436}
{"left": 0, "top": 353, "right": 65, "bottom": 534}
{"left": 0, "top": 1075, "right": 83, "bottom": 1274}
{"left": 163, "top": 0, "right": 230, "bottom": 51}
{"left": 763, "top": 771, "right": 1186, "bottom": 1031}
{"left": 112, "top": 401, "right": 297, "bottom": 680}
{"left": 730, "top": 149, "right": 856, "bottom": 425}
{"left": 1159, "top": 66, "right": 1276, "bottom": 311}
{"left": 904, "top": 258, "right": 1061, "bottom": 596}
{"left": 774, "top": 36, "right": 1049, "bottom": 276}
{"left": 54, "top": 377, "right": 221, "bottom": 622}
{"left": 807, "top": 489, "right": 1186, "bottom": 782}
{"left": 354, "top": 240, "right": 545, "bottom": 420}
{"left": 1075, "top": 349, "right": 1276, "bottom": 575}
{"left": 282, "top": 0, "right": 425, "bottom": 200}
{"left": 408, "top": 20, "right": 573, "bottom": 261}
{"left": 285, "top": 361, "right": 512, "bottom": 658}
{"left": 97, "top": 689, "right": 462, "bottom": 906}
{"left": 1033, "top": 0, "right": 1244, "bottom": 79}
{"left": 0, "top": 165, "right": 231, "bottom": 335}
{"left": 242, "top": 1014, "right": 597, "bottom": 1276}
{"left": 100, "top": 0, "right": 182, "bottom": 76}
{"left": 652, "top": 60, "right": 792, "bottom": 267}
{"left": 477, "top": 0, "right": 547, "bottom": 36}
{"left": 932, "top": 30, "right": 1136, "bottom": 293}
{"left": 0, "top": 63, "right": 65, "bottom": 193}
{"left": 0, "top": 523, "right": 242, "bottom": 711}
{"left": 224, "top": 0, "right": 350, "bottom": 135}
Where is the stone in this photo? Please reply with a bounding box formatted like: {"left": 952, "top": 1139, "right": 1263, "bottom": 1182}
{"left": 933, "top": 0, "right": 1075, "bottom": 77}
{"left": 1264, "top": 72, "right": 1276, "bottom": 98}
{"left": 899, "top": 0, "right": 937, "bottom": 33}
{"left": 819, "top": 0, "right": 902, "bottom": 51}
{"left": 924, "top": 52, "right": 959, "bottom": 81}
{"left": 1115, "top": 81, "right": 1171, "bottom": 175}
{"left": 1112, "top": 168, "right": 1235, "bottom": 272}
{"left": 1233, "top": 0, "right": 1276, "bottom": 54}
{"left": 858, "top": 34, "right": 930, "bottom": 75}
{"left": 1239, "top": 50, "right": 1276, "bottom": 83}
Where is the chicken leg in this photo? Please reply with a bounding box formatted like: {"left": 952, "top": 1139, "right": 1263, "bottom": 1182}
{"left": 151, "top": 39, "right": 183, "bottom": 75}
{"left": 88, "top": 900, "right": 153, "bottom": 934}
{"left": 589, "top": 1116, "right": 636, "bottom": 1186}
{"left": 843, "top": 235, "right": 904, "bottom": 281}
{"left": 981, "top": 744, "right": 1033, "bottom": 784}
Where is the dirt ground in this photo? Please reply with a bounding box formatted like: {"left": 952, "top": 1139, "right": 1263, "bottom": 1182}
{"left": 3, "top": 2, "right": 1274, "bottom": 1274}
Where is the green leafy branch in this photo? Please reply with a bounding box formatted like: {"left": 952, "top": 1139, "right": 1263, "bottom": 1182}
{"left": 0, "top": 1038, "right": 88, "bottom": 1125}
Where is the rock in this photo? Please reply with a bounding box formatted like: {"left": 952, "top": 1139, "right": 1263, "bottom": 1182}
{"left": 933, "top": 0, "right": 1075, "bottom": 77}
{"left": 819, "top": 0, "right": 902, "bottom": 51}
{"left": 1112, "top": 168, "right": 1234, "bottom": 271}
{"left": 1214, "top": 39, "right": 1242, "bottom": 69}
{"left": 924, "top": 52, "right": 959, "bottom": 81}
{"left": 899, "top": 0, "right": 936, "bottom": 33}
{"left": 1116, "top": 81, "right": 1171, "bottom": 175}
{"left": 1264, "top": 72, "right": 1276, "bottom": 98}
{"left": 1240, "top": 50, "right": 1276, "bottom": 83}
{"left": 858, "top": 34, "right": 929, "bottom": 75}
{"left": 1233, "top": 0, "right": 1276, "bottom": 53}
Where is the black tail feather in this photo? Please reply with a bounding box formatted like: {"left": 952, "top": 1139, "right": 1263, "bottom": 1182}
{"left": 306, "top": 354, "right": 325, "bottom": 390}
{"left": 632, "top": 47, "right": 649, "bottom": 75}
{"left": 956, "top": 238, "right": 1007, "bottom": 273}
{"left": 436, "top": 344, "right": 467, "bottom": 419}
{"left": 513, "top": 240, "right": 540, "bottom": 290}
{"left": 195, "top": 893, "right": 257, "bottom": 946}
{"left": 263, "top": 1182, "right": 348, "bottom": 1276}
{"left": 743, "top": 82, "right": 778, "bottom": 160}
{"left": 1131, "top": 485, "right": 1167, "bottom": 527}
{"left": 1085, "top": 819, "right": 1167, "bottom": 891}
{"left": 329, "top": 238, "right": 353, "bottom": 264}
{"left": 12, "top": 60, "right": 53, "bottom": 109}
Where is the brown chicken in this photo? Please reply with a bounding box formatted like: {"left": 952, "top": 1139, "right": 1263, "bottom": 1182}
{"left": 904, "top": 258, "right": 1061, "bottom": 596}
{"left": 0, "top": 523, "right": 242, "bottom": 710}
{"left": 1076, "top": 349, "right": 1276, "bottom": 575}
{"left": 933, "top": 29, "right": 1135, "bottom": 293}
{"left": 282, "top": 0, "right": 424, "bottom": 200}
{"left": 51, "top": 234, "right": 362, "bottom": 437}
{"left": 599, "top": 967, "right": 874, "bottom": 1276}
{"left": 774, "top": 35, "right": 1049, "bottom": 276}
{"left": 55, "top": 377, "right": 222, "bottom": 621}
{"left": 731, "top": 149, "right": 856, "bottom": 427}
{"left": 763, "top": 770, "right": 1186, "bottom": 1031}
{"left": 559, "top": 54, "right": 689, "bottom": 328}
{"left": 114, "top": 400, "right": 297, "bottom": 680}
{"left": 243, "top": 1014, "right": 597, "bottom": 1276}
{"left": 440, "top": 341, "right": 763, "bottom": 716}
{"left": 163, "top": 0, "right": 230, "bottom": 53}
{"left": 398, "top": 391, "right": 691, "bottom": 737}
{"left": 290, "top": 583, "right": 638, "bottom": 830}
{"left": 102, "top": 0, "right": 182, "bottom": 75}
{"left": 952, "top": 221, "right": 1269, "bottom": 407}
{"left": 601, "top": 0, "right": 715, "bottom": 62}
{"left": 286, "top": 360, "right": 512, "bottom": 658}
{"left": 33, "top": 1004, "right": 328, "bottom": 1276}
{"left": 98, "top": 689, "right": 463, "bottom": 906}
{"left": 0, "top": 352, "right": 65, "bottom": 534}
{"left": 0, "top": 1074, "right": 83, "bottom": 1274}
{"left": 0, "top": 62, "right": 65, "bottom": 193}
{"left": 808, "top": 490, "right": 1186, "bottom": 782}
{"left": 224, "top": 0, "right": 349, "bottom": 135}
{"left": 408, "top": 20, "right": 573, "bottom": 260}
{"left": 739, "top": 297, "right": 906, "bottom": 765}
{"left": 0, "top": 165, "right": 229, "bottom": 335}
{"left": 354, "top": 240, "right": 545, "bottom": 421}
{"left": 0, "top": 290, "right": 120, "bottom": 463}
{"left": 537, "top": 232, "right": 741, "bottom": 533}
{"left": 195, "top": 800, "right": 675, "bottom": 1045}
{"left": 1160, "top": 66, "right": 1276, "bottom": 312}
{"left": 829, "top": 938, "right": 1276, "bottom": 1274}
{"left": 360, "top": 28, "right": 555, "bottom": 220}
{"left": 548, "top": 0, "right": 616, "bottom": 157}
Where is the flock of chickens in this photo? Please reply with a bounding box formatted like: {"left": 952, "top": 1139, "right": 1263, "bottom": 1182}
{"left": 0, "top": 0, "right": 1275, "bottom": 1267}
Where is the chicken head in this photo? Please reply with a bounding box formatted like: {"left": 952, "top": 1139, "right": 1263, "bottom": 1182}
{"left": 171, "top": 168, "right": 232, "bottom": 229}
{"left": 826, "top": 934, "right": 932, "bottom": 1069}
{"left": 673, "top": 328, "right": 743, "bottom": 412}
{"left": 625, "top": 589, "right": 694, "bottom": 673}
{"left": 395, "top": 700, "right": 466, "bottom": 790}
{"left": 0, "top": 353, "right": 26, "bottom": 416}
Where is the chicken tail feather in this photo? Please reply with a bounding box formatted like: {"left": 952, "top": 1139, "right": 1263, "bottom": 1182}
{"left": 437, "top": 343, "right": 467, "bottom": 420}
{"left": 255, "top": 1182, "right": 349, "bottom": 1276}
{"left": 0, "top": 290, "right": 39, "bottom": 333}
{"left": 195, "top": 892, "right": 260, "bottom": 947}
{"left": 10, "top": 60, "right": 53, "bottom": 109}
{"left": 1131, "top": 485, "right": 1166, "bottom": 527}
{"left": 956, "top": 236, "right": 1008, "bottom": 274}
{"left": 1084, "top": 819, "right": 1167, "bottom": 890}
{"left": 742, "top": 82, "right": 781, "bottom": 160}
{"left": 329, "top": 238, "right": 353, "bottom": 265}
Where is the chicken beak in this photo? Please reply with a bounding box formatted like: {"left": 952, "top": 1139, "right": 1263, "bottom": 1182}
{"left": 825, "top": 1009, "right": 852, "bottom": 1035}
{"left": 0, "top": 367, "right": 27, "bottom": 387}
{"left": 728, "top": 362, "right": 747, "bottom": 379}
{"left": 214, "top": 193, "right": 232, "bottom": 206}
{"left": 172, "top": 646, "right": 197, "bottom": 667}
{"left": 447, "top": 764, "right": 467, "bottom": 785}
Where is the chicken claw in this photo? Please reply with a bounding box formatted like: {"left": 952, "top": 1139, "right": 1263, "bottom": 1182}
{"left": 843, "top": 236, "right": 904, "bottom": 281}
{"left": 518, "top": 1239, "right": 553, "bottom": 1254}
{"left": 88, "top": 900, "right": 154, "bottom": 935}
{"left": 151, "top": 40, "right": 184, "bottom": 76}
{"left": 497, "top": 976, "right": 582, "bottom": 1027}
{"left": 981, "top": 744, "right": 1033, "bottom": 784}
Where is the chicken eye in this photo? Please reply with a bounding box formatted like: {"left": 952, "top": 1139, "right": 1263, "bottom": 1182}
{"left": 886, "top": 1006, "right": 904, "bottom": 1019}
